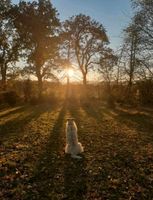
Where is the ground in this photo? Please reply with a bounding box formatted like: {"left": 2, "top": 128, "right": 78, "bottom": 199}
{"left": 0, "top": 99, "right": 153, "bottom": 200}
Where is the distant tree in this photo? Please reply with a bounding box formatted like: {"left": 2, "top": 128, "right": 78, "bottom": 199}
{"left": 99, "top": 49, "right": 118, "bottom": 100}
{"left": 0, "top": 0, "right": 20, "bottom": 90}
{"left": 131, "top": 0, "right": 153, "bottom": 77}
{"left": 123, "top": 24, "right": 140, "bottom": 96}
{"left": 132, "top": 0, "right": 153, "bottom": 49}
{"left": 10, "top": 0, "right": 60, "bottom": 98}
{"left": 120, "top": 0, "right": 153, "bottom": 100}
{"left": 61, "top": 14, "right": 109, "bottom": 85}
{"left": 114, "top": 47, "right": 126, "bottom": 85}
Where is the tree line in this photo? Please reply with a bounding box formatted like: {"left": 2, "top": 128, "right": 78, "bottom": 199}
{"left": 0, "top": 0, "right": 153, "bottom": 105}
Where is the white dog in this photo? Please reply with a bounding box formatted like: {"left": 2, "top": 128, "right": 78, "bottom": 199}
{"left": 65, "top": 118, "right": 84, "bottom": 159}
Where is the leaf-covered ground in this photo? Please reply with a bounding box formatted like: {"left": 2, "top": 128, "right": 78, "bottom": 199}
{"left": 0, "top": 100, "right": 153, "bottom": 200}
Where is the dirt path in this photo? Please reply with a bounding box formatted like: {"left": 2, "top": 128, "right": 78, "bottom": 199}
{"left": 0, "top": 101, "right": 153, "bottom": 199}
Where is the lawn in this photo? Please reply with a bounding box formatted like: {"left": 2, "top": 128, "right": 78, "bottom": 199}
{"left": 0, "top": 99, "right": 153, "bottom": 200}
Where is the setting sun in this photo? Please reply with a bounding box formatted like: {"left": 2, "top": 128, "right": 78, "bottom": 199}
{"left": 67, "top": 69, "right": 74, "bottom": 77}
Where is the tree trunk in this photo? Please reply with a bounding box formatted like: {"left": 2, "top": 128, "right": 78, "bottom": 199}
{"left": 1, "top": 64, "right": 7, "bottom": 91}
{"left": 2, "top": 75, "right": 6, "bottom": 90}
{"left": 106, "top": 81, "right": 115, "bottom": 107}
{"left": 127, "top": 33, "right": 136, "bottom": 100}
{"left": 83, "top": 73, "right": 87, "bottom": 85}
{"left": 82, "top": 73, "right": 88, "bottom": 99}
{"left": 38, "top": 75, "right": 43, "bottom": 99}
{"left": 36, "top": 60, "right": 43, "bottom": 99}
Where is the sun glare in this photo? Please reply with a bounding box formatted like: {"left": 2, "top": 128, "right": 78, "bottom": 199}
{"left": 67, "top": 69, "right": 74, "bottom": 77}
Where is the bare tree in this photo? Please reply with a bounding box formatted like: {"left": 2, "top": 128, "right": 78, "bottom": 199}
{"left": 99, "top": 49, "right": 118, "bottom": 98}
{"left": 61, "top": 14, "right": 109, "bottom": 85}
{"left": 131, "top": 0, "right": 153, "bottom": 77}
{"left": 122, "top": 24, "right": 140, "bottom": 98}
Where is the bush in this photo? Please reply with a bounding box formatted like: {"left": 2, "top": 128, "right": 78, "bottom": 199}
{"left": 41, "top": 93, "right": 58, "bottom": 105}
{"left": 137, "top": 80, "right": 153, "bottom": 105}
{"left": 107, "top": 95, "right": 115, "bottom": 108}
{"left": 29, "top": 96, "right": 39, "bottom": 105}
{"left": 23, "top": 79, "right": 32, "bottom": 102}
{"left": 29, "top": 93, "right": 58, "bottom": 105}
{"left": 3, "top": 91, "right": 18, "bottom": 106}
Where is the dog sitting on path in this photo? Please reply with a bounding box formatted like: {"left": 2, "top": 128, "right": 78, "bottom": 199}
{"left": 65, "top": 118, "right": 84, "bottom": 159}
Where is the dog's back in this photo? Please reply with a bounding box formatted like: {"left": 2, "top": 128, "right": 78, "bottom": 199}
{"left": 66, "top": 119, "right": 78, "bottom": 145}
{"left": 65, "top": 118, "right": 84, "bottom": 157}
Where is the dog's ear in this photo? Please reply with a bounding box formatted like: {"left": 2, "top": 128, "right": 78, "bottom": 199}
{"left": 67, "top": 118, "right": 75, "bottom": 121}
{"left": 67, "top": 118, "right": 72, "bottom": 122}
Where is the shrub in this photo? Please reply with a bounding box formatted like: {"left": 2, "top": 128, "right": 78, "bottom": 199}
{"left": 29, "top": 93, "right": 58, "bottom": 105}
{"left": 41, "top": 93, "right": 58, "bottom": 105}
{"left": 107, "top": 95, "right": 115, "bottom": 108}
{"left": 23, "top": 79, "right": 32, "bottom": 102}
{"left": 3, "top": 91, "right": 18, "bottom": 106}
{"left": 29, "top": 96, "right": 40, "bottom": 105}
{"left": 137, "top": 79, "right": 153, "bottom": 105}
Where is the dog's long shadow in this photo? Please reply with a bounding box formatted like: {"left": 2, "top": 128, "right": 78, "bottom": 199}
{"left": 64, "top": 99, "right": 87, "bottom": 200}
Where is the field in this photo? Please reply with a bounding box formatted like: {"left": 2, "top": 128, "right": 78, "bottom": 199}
{"left": 0, "top": 99, "right": 153, "bottom": 200}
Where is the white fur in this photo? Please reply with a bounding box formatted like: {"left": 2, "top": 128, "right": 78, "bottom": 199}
{"left": 65, "top": 119, "right": 84, "bottom": 159}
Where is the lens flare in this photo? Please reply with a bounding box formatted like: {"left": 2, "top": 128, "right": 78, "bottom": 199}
{"left": 67, "top": 69, "right": 74, "bottom": 77}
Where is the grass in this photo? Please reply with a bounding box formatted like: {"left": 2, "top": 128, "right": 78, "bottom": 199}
{"left": 0, "top": 99, "right": 153, "bottom": 200}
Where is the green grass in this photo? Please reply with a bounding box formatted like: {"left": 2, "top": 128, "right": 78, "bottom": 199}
{"left": 0, "top": 100, "right": 153, "bottom": 200}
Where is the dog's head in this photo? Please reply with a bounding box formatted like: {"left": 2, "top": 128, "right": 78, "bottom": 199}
{"left": 67, "top": 118, "right": 75, "bottom": 125}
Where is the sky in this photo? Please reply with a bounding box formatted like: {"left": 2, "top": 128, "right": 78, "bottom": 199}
{"left": 12, "top": 0, "right": 133, "bottom": 50}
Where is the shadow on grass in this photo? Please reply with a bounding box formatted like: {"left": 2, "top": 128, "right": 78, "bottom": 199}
{"left": 112, "top": 107, "right": 153, "bottom": 137}
{"left": 80, "top": 101, "right": 153, "bottom": 199}
{"left": 81, "top": 101, "right": 105, "bottom": 122}
{"left": 0, "top": 104, "right": 54, "bottom": 143}
{"left": 64, "top": 155, "right": 87, "bottom": 200}
{"left": 0, "top": 104, "right": 9, "bottom": 112}
{"left": 64, "top": 99, "right": 87, "bottom": 200}
{"left": 81, "top": 100, "right": 153, "bottom": 138}
{"left": 67, "top": 99, "right": 80, "bottom": 117}
{"left": 25, "top": 103, "right": 67, "bottom": 199}
{"left": 27, "top": 100, "right": 87, "bottom": 199}
{"left": 0, "top": 105, "right": 26, "bottom": 118}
